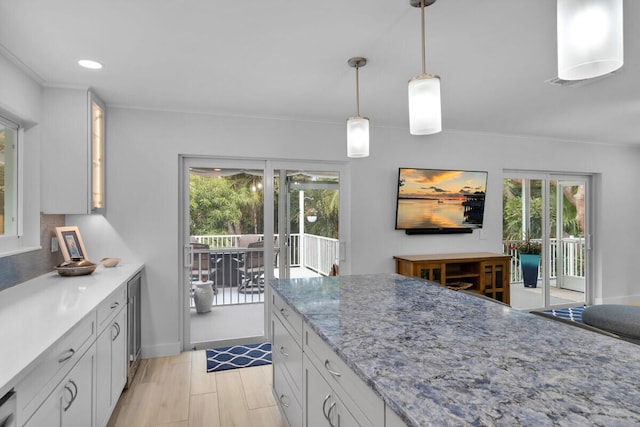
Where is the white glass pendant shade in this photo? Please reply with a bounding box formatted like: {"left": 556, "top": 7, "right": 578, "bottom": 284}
{"left": 347, "top": 116, "right": 369, "bottom": 158}
{"left": 557, "top": 0, "right": 623, "bottom": 80}
{"left": 408, "top": 74, "right": 442, "bottom": 135}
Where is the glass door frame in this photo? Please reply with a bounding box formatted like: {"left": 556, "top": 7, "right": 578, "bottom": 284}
{"left": 179, "top": 156, "right": 350, "bottom": 351}
{"left": 504, "top": 170, "right": 593, "bottom": 311}
{"left": 179, "top": 156, "right": 268, "bottom": 350}
{"left": 270, "top": 160, "right": 351, "bottom": 280}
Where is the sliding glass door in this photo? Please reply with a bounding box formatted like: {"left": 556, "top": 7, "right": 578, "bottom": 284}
{"left": 274, "top": 168, "right": 341, "bottom": 280}
{"left": 179, "top": 157, "right": 349, "bottom": 350}
{"left": 503, "top": 172, "right": 590, "bottom": 311}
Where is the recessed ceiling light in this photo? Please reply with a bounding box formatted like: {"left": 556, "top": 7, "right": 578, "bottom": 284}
{"left": 78, "top": 59, "right": 103, "bottom": 70}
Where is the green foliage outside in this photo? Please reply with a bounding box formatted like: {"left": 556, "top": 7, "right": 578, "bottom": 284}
{"left": 503, "top": 178, "right": 583, "bottom": 242}
{"left": 190, "top": 173, "right": 263, "bottom": 236}
{"left": 190, "top": 172, "right": 339, "bottom": 240}
{"left": 288, "top": 188, "right": 339, "bottom": 239}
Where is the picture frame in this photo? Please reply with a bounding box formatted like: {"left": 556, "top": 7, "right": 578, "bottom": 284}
{"left": 56, "top": 226, "right": 89, "bottom": 262}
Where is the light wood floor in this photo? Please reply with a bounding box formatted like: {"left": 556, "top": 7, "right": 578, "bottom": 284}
{"left": 107, "top": 351, "right": 286, "bottom": 427}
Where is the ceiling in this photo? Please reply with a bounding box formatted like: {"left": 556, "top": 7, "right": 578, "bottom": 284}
{"left": 1, "top": 0, "right": 638, "bottom": 145}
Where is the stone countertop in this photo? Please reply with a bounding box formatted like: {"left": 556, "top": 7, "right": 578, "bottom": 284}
{"left": 0, "top": 263, "right": 143, "bottom": 398}
{"left": 270, "top": 273, "right": 640, "bottom": 426}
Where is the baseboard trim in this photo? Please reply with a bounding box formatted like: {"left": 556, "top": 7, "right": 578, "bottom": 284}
{"left": 141, "top": 341, "right": 182, "bottom": 359}
{"left": 190, "top": 335, "right": 268, "bottom": 351}
{"left": 596, "top": 294, "right": 640, "bottom": 305}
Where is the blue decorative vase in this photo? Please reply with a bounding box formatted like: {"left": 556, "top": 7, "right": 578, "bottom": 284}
{"left": 520, "top": 254, "right": 540, "bottom": 288}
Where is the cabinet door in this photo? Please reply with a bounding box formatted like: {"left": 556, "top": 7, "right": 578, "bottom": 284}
{"left": 89, "top": 91, "right": 106, "bottom": 214}
{"left": 304, "top": 357, "right": 359, "bottom": 427}
{"left": 481, "top": 261, "right": 510, "bottom": 304}
{"left": 41, "top": 88, "right": 106, "bottom": 214}
{"left": 24, "top": 344, "right": 95, "bottom": 427}
{"left": 96, "top": 326, "right": 111, "bottom": 427}
{"left": 96, "top": 308, "right": 127, "bottom": 427}
{"left": 110, "top": 308, "right": 127, "bottom": 405}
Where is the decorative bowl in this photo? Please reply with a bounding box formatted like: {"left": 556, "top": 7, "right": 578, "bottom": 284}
{"left": 55, "top": 259, "right": 97, "bottom": 276}
{"left": 100, "top": 257, "right": 121, "bottom": 268}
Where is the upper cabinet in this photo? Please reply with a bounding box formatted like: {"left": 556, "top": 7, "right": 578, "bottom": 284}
{"left": 41, "top": 88, "right": 106, "bottom": 214}
{"left": 90, "top": 92, "right": 106, "bottom": 214}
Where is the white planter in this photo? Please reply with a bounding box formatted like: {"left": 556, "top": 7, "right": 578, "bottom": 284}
{"left": 194, "top": 281, "right": 214, "bottom": 313}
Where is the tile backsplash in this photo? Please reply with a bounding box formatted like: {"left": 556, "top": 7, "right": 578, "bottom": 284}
{"left": 0, "top": 213, "right": 65, "bottom": 292}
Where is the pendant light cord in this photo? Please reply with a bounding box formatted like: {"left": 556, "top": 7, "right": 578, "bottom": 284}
{"left": 421, "top": 0, "right": 426, "bottom": 75}
{"left": 355, "top": 64, "right": 361, "bottom": 117}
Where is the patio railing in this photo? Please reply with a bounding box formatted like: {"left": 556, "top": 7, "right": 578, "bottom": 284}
{"left": 190, "top": 233, "right": 339, "bottom": 306}
{"left": 504, "top": 237, "right": 585, "bottom": 283}
{"left": 300, "top": 234, "right": 340, "bottom": 276}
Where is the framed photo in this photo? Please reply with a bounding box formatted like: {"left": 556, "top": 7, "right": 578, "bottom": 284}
{"left": 56, "top": 226, "right": 89, "bottom": 261}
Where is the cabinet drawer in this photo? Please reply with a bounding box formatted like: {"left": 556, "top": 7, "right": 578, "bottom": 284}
{"left": 18, "top": 313, "right": 96, "bottom": 421}
{"left": 96, "top": 285, "right": 126, "bottom": 331}
{"left": 304, "top": 355, "right": 366, "bottom": 427}
{"left": 23, "top": 342, "right": 96, "bottom": 427}
{"left": 272, "top": 312, "right": 303, "bottom": 395}
{"left": 303, "top": 324, "right": 384, "bottom": 427}
{"left": 273, "top": 361, "right": 302, "bottom": 427}
{"left": 271, "top": 292, "right": 302, "bottom": 342}
{"left": 386, "top": 405, "right": 408, "bottom": 427}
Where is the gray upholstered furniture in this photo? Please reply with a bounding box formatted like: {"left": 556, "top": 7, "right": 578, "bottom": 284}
{"left": 582, "top": 304, "right": 640, "bottom": 345}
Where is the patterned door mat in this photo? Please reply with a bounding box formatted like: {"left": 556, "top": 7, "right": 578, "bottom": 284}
{"left": 543, "top": 306, "right": 585, "bottom": 323}
{"left": 206, "top": 343, "right": 272, "bottom": 372}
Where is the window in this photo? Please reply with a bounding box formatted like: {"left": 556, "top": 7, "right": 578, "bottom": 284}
{"left": 0, "top": 115, "right": 18, "bottom": 237}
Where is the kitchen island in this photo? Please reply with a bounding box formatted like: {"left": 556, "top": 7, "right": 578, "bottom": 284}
{"left": 269, "top": 273, "right": 640, "bottom": 426}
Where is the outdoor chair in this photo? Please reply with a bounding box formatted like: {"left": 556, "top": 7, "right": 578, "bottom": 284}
{"left": 238, "top": 241, "right": 265, "bottom": 294}
{"left": 190, "top": 242, "right": 211, "bottom": 282}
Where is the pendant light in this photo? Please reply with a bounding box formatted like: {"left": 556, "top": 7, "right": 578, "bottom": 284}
{"left": 557, "top": 0, "right": 623, "bottom": 80}
{"left": 408, "top": 0, "right": 441, "bottom": 135}
{"left": 347, "top": 57, "right": 369, "bottom": 158}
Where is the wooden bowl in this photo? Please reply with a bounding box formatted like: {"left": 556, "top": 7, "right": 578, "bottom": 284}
{"left": 55, "top": 259, "right": 97, "bottom": 276}
{"left": 100, "top": 257, "right": 121, "bottom": 268}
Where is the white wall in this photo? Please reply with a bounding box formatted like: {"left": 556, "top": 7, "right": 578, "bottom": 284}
{"left": 70, "top": 106, "right": 640, "bottom": 358}
{"left": 73, "top": 108, "right": 348, "bottom": 357}
{"left": 0, "top": 54, "right": 42, "bottom": 125}
{"left": 0, "top": 53, "right": 42, "bottom": 253}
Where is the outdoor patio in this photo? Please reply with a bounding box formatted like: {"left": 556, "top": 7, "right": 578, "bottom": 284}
{"left": 189, "top": 234, "right": 586, "bottom": 312}
{"left": 189, "top": 266, "right": 319, "bottom": 348}
{"left": 188, "top": 233, "right": 585, "bottom": 348}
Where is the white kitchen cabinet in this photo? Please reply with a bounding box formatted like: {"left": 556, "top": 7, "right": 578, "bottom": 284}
{"left": 23, "top": 343, "right": 96, "bottom": 427}
{"left": 304, "top": 355, "right": 360, "bottom": 427}
{"left": 16, "top": 314, "right": 96, "bottom": 424}
{"left": 41, "top": 87, "right": 106, "bottom": 214}
{"left": 8, "top": 268, "right": 144, "bottom": 427}
{"left": 96, "top": 306, "right": 127, "bottom": 427}
{"left": 269, "top": 291, "right": 386, "bottom": 427}
{"left": 271, "top": 291, "right": 303, "bottom": 427}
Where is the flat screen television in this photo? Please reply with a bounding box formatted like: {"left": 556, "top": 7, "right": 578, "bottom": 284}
{"left": 395, "top": 168, "right": 488, "bottom": 234}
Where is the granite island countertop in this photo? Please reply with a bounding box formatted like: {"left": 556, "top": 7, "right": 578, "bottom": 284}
{"left": 270, "top": 273, "right": 640, "bottom": 426}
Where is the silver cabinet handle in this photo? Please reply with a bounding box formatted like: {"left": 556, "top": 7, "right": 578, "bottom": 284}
{"left": 110, "top": 301, "right": 120, "bottom": 309}
{"left": 279, "top": 307, "right": 289, "bottom": 318}
{"left": 63, "top": 380, "right": 78, "bottom": 411}
{"left": 324, "top": 360, "right": 341, "bottom": 378}
{"left": 112, "top": 322, "right": 121, "bottom": 341}
{"left": 327, "top": 401, "right": 337, "bottom": 427}
{"left": 279, "top": 394, "right": 289, "bottom": 408}
{"left": 58, "top": 349, "right": 75, "bottom": 364}
{"left": 322, "top": 393, "right": 332, "bottom": 420}
{"left": 279, "top": 346, "right": 289, "bottom": 357}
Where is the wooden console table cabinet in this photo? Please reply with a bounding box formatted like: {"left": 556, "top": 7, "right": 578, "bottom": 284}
{"left": 394, "top": 252, "right": 511, "bottom": 305}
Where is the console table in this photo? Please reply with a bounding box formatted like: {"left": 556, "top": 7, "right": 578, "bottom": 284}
{"left": 394, "top": 252, "right": 511, "bottom": 305}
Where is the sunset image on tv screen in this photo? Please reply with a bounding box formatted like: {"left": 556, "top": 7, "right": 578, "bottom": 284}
{"left": 396, "top": 168, "right": 487, "bottom": 230}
